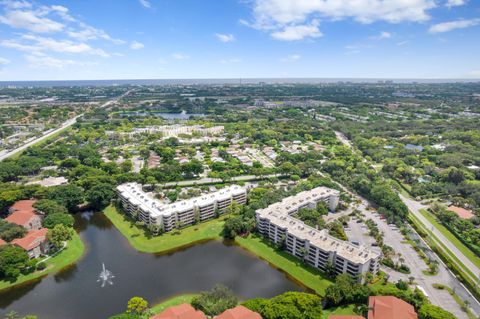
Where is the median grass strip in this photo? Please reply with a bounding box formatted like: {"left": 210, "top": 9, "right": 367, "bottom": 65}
{"left": 0, "top": 232, "right": 85, "bottom": 291}
{"left": 103, "top": 205, "right": 225, "bottom": 254}
{"left": 418, "top": 209, "right": 480, "bottom": 269}
{"left": 235, "top": 234, "right": 333, "bottom": 296}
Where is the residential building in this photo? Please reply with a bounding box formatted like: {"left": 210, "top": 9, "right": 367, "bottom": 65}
{"left": 447, "top": 205, "right": 474, "bottom": 220}
{"left": 256, "top": 188, "right": 380, "bottom": 280}
{"left": 150, "top": 303, "right": 206, "bottom": 319}
{"left": 367, "top": 296, "right": 417, "bottom": 319}
{"left": 11, "top": 228, "right": 51, "bottom": 259}
{"left": 214, "top": 306, "right": 262, "bottom": 319}
{"left": 0, "top": 238, "right": 6, "bottom": 246}
{"left": 6, "top": 200, "right": 42, "bottom": 230}
{"left": 117, "top": 183, "right": 247, "bottom": 232}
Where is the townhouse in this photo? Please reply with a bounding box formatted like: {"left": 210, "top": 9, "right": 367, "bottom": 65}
{"left": 256, "top": 187, "right": 380, "bottom": 280}
{"left": 117, "top": 183, "right": 247, "bottom": 232}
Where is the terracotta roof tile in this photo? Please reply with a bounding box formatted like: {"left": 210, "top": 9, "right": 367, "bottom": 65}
{"left": 214, "top": 306, "right": 262, "bottom": 319}
{"left": 368, "top": 296, "right": 417, "bottom": 319}
{"left": 11, "top": 228, "right": 48, "bottom": 251}
{"left": 0, "top": 238, "right": 7, "bottom": 246}
{"left": 151, "top": 303, "right": 207, "bottom": 319}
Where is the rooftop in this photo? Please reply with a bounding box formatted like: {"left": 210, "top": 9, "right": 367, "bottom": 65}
{"left": 257, "top": 188, "right": 379, "bottom": 264}
{"left": 214, "top": 306, "right": 262, "bottom": 319}
{"left": 447, "top": 205, "right": 475, "bottom": 220}
{"left": 150, "top": 303, "right": 207, "bottom": 319}
{"left": 368, "top": 296, "right": 417, "bottom": 319}
{"left": 11, "top": 228, "right": 48, "bottom": 251}
{"left": 117, "top": 183, "right": 246, "bottom": 218}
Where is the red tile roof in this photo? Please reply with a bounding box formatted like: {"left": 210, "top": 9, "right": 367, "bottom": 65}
{"left": 448, "top": 206, "right": 475, "bottom": 220}
{"left": 11, "top": 228, "right": 48, "bottom": 251}
{"left": 6, "top": 200, "right": 39, "bottom": 228}
{"left": 214, "top": 306, "right": 262, "bottom": 319}
{"left": 5, "top": 211, "right": 38, "bottom": 228}
{"left": 151, "top": 303, "right": 207, "bottom": 319}
{"left": 10, "top": 200, "right": 36, "bottom": 213}
{"left": 368, "top": 296, "right": 417, "bottom": 319}
{"left": 329, "top": 316, "right": 365, "bottom": 319}
{"left": 0, "top": 238, "right": 7, "bottom": 246}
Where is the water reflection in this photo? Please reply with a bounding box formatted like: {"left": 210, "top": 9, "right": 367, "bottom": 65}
{"left": 0, "top": 212, "right": 301, "bottom": 319}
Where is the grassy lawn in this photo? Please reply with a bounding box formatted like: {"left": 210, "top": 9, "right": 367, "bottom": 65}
{"left": 322, "top": 304, "right": 357, "bottom": 318}
{"left": 0, "top": 232, "right": 85, "bottom": 291}
{"left": 235, "top": 235, "right": 333, "bottom": 296}
{"left": 103, "top": 205, "right": 225, "bottom": 254}
{"left": 150, "top": 294, "right": 199, "bottom": 315}
{"left": 418, "top": 209, "right": 480, "bottom": 269}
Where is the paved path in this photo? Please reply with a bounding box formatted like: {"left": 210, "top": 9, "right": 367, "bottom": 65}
{"left": 399, "top": 194, "right": 480, "bottom": 280}
{"left": 0, "top": 91, "right": 131, "bottom": 162}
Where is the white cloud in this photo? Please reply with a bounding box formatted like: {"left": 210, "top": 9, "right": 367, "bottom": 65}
{"left": 2, "top": 35, "right": 110, "bottom": 57}
{"left": 429, "top": 19, "right": 480, "bottom": 33}
{"left": 280, "top": 54, "right": 301, "bottom": 62}
{"left": 171, "top": 53, "right": 189, "bottom": 60}
{"left": 130, "top": 41, "right": 144, "bottom": 50}
{"left": 0, "top": 8, "right": 64, "bottom": 33}
{"left": 446, "top": 0, "right": 466, "bottom": 7}
{"left": 215, "top": 33, "right": 235, "bottom": 42}
{"left": 244, "top": 0, "right": 436, "bottom": 39}
{"left": 372, "top": 31, "right": 392, "bottom": 40}
{"left": 0, "top": 57, "right": 11, "bottom": 65}
{"left": 397, "top": 40, "right": 408, "bottom": 46}
{"left": 139, "top": 0, "right": 151, "bottom": 8}
{"left": 271, "top": 20, "right": 322, "bottom": 41}
{"left": 468, "top": 70, "right": 480, "bottom": 78}
{"left": 24, "top": 54, "right": 82, "bottom": 68}
{"left": 1, "top": 1, "right": 32, "bottom": 10}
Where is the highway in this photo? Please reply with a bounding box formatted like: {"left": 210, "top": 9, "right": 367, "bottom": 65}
{"left": 0, "top": 91, "right": 130, "bottom": 162}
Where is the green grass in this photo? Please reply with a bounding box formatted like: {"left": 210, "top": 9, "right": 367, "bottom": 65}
{"left": 321, "top": 304, "right": 357, "bottom": 318}
{"left": 418, "top": 209, "right": 480, "bottom": 269}
{"left": 103, "top": 205, "right": 225, "bottom": 254}
{"left": 235, "top": 235, "right": 333, "bottom": 296}
{"left": 150, "top": 294, "right": 199, "bottom": 315}
{"left": 0, "top": 232, "right": 85, "bottom": 291}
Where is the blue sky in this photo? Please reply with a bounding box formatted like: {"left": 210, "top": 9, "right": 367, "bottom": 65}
{"left": 0, "top": 0, "right": 479, "bottom": 80}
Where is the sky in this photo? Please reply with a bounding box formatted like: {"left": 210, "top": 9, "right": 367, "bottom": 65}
{"left": 0, "top": 0, "right": 479, "bottom": 81}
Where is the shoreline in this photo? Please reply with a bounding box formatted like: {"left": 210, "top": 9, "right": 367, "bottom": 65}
{"left": 103, "top": 205, "right": 333, "bottom": 295}
{"left": 0, "top": 232, "right": 85, "bottom": 292}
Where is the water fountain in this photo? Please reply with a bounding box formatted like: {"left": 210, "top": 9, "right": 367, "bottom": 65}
{"left": 97, "top": 263, "right": 114, "bottom": 287}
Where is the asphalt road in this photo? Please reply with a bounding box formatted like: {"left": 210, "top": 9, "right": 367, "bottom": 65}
{"left": 0, "top": 91, "right": 130, "bottom": 162}
{"left": 399, "top": 194, "right": 480, "bottom": 280}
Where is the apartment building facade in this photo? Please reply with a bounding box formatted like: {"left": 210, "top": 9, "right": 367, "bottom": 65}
{"left": 117, "top": 183, "right": 246, "bottom": 232}
{"left": 256, "top": 187, "right": 380, "bottom": 280}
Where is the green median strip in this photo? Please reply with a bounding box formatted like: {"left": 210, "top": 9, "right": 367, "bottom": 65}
{"left": 418, "top": 209, "right": 480, "bottom": 269}
{"left": 0, "top": 232, "right": 85, "bottom": 291}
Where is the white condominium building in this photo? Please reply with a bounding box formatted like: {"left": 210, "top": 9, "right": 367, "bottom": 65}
{"left": 114, "top": 125, "right": 224, "bottom": 138}
{"left": 256, "top": 187, "right": 380, "bottom": 279}
{"left": 117, "top": 183, "right": 246, "bottom": 232}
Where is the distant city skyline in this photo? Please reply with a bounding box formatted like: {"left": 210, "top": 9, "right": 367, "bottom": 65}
{"left": 0, "top": 0, "right": 479, "bottom": 80}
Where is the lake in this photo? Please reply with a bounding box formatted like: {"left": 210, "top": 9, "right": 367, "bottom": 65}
{"left": 0, "top": 212, "right": 301, "bottom": 319}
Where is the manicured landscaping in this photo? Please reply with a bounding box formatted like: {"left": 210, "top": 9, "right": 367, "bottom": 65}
{"left": 235, "top": 234, "right": 333, "bottom": 296}
{"left": 103, "top": 205, "right": 225, "bottom": 253}
{"left": 322, "top": 304, "right": 357, "bottom": 318}
{"left": 150, "top": 294, "right": 199, "bottom": 314}
{"left": 418, "top": 209, "right": 480, "bottom": 269}
{"left": 0, "top": 232, "right": 85, "bottom": 291}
